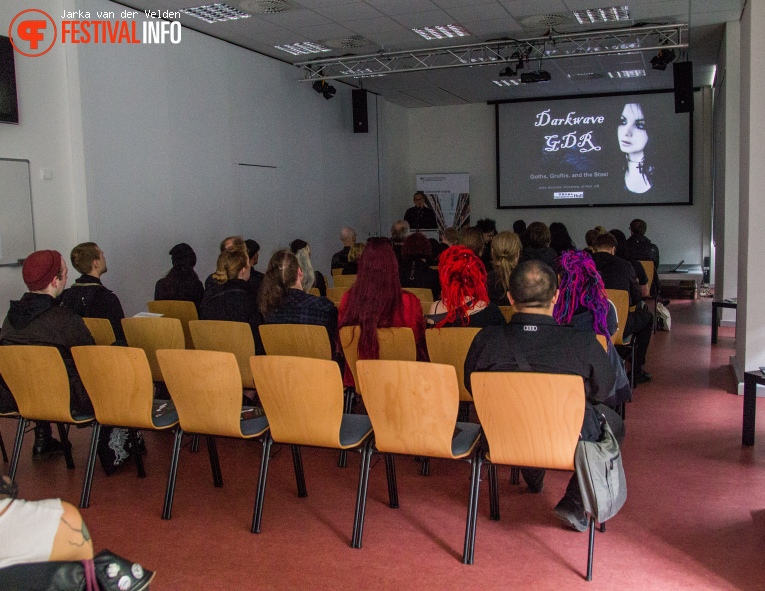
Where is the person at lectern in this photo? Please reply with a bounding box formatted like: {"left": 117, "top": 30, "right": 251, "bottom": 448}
{"left": 404, "top": 191, "right": 438, "bottom": 231}
{"left": 618, "top": 102, "right": 653, "bottom": 194}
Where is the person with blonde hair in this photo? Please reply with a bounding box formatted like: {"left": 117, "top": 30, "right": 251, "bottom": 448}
{"left": 290, "top": 239, "right": 327, "bottom": 297}
{"left": 342, "top": 242, "right": 365, "bottom": 275}
{"left": 487, "top": 231, "right": 522, "bottom": 306}
{"left": 204, "top": 235, "right": 247, "bottom": 289}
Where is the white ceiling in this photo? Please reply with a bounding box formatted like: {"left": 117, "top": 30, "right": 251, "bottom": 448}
{"left": 118, "top": 0, "right": 744, "bottom": 106}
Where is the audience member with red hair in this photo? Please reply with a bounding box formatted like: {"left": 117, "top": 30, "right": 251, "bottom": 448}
{"left": 338, "top": 238, "right": 427, "bottom": 385}
{"left": 426, "top": 245, "right": 505, "bottom": 328}
{"left": 399, "top": 232, "right": 441, "bottom": 300}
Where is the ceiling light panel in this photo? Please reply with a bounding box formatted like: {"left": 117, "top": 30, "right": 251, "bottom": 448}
{"left": 493, "top": 79, "right": 520, "bottom": 86}
{"left": 274, "top": 41, "right": 331, "bottom": 55}
{"left": 181, "top": 3, "right": 251, "bottom": 23}
{"left": 412, "top": 24, "right": 469, "bottom": 40}
{"left": 607, "top": 69, "right": 646, "bottom": 78}
{"left": 573, "top": 6, "right": 630, "bottom": 25}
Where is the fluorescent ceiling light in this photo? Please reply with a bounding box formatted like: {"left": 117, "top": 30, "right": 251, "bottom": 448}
{"left": 413, "top": 24, "right": 469, "bottom": 41}
{"left": 573, "top": 6, "right": 630, "bottom": 25}
{"left": 181, "top": 3, "right": 251, "bottom": 23}
{"left": 493, "top": 79, "right": 520, "bottom": 87}
{"left": 607, "top": 69, "right": 646, "bottom": 78}
{"left": 274, "top": 42, "right": 331, "bottom": 55}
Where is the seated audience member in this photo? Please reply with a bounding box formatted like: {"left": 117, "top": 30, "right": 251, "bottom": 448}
{"left": 458, "top": 226, "right": 486, "bottom": 258}
{"left": 246, "top": 239, "right": 264, "bottom": 294}
{"left": 519, "top": 222, "right": 558, "bottom": 268}
{"left": 475, "top": 218, "right": 498, "bottom": 266}
{"left": 549, "top": 222, "right": 577, "bottom": 256}
{"left": 60, "top": 242, "right": 126, "bottom": 343}
{"left": 554, "top": 250, "right": 631, "bottom": 407}
{"left": 427, "top": 246, "right": 504, "bottom": 328}
{"left": 399, "top": 233, "right": 441, "bottom": 300}
{"left": 204, "top": 235, "right": 247, "bottom": 290}
{"left": 404, "top": 191, "right": 438, "bottom": 231}
{"left": 199, "top": 248, "right": 264, "bottom": 354}
{"left": 487, "top": 231, "right": 521, "bottom": 306}
{"left": 583, "top": 226, "right": 609, "bottom": 253}
{"left": 338, "top": 238, "right": 427, "bottom": 385}
{"left": 464, "top": 260, "right": 622, "bottom": 531}
{"left": 591, "top": 233, "right": 653, "bottom": 383}
{"left": 154, "top": 243, "right": 205, "bottom": 311}
{"left": 624, "top": 218, "right": 661, "bottom": 297}
{"left": 610, "top": 228, "right": 650, "bottom": 296}
{"left": 259, "top": 250, "right": 338, "bottom": 350}
{"left": 342, "top": 243, "right": 365, "bottom": 275}
{"left": 513, "top": 220, "right": 527, "bottom": 247}
{"left": 0, "top": 250, "right": 94, "bottom": 456}
{"left": 290, "top": 239, "right": 327, "bottom": 297}
{"left": 433, "top": 226, "right": 459, "bottom": 259}
{"left": 390, "top": 220, "right": 410, "bottom": 261}
{"left": 331, "top": 227, "right": 357, "bottom": 271}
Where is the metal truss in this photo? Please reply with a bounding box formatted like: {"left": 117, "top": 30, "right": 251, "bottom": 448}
{"left": 296, "top": 24, "right": 687, "bottom": 81}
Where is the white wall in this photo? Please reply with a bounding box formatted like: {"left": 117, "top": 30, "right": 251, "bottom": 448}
{"left": 386, "top": 97, "right": 714, "bottom": 266}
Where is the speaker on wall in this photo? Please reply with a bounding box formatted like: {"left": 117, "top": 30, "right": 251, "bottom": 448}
{"left": 673, "top": 61, "right": 694, "bottom": 113}
{"left": 352, "top": 89, "right": 368, "bottom": 133}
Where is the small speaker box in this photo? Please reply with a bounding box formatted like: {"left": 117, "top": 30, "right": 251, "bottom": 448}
{"left": 352, "top": 89, "right": 368, "bottom": 133}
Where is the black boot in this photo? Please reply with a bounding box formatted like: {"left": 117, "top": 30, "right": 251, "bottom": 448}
{"left": 33, "top": 422, "right": 65, "bottom": 457}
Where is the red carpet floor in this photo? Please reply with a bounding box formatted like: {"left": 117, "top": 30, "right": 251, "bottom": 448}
{"left": 2, "top": 298, "right": 764, "bottom": 590}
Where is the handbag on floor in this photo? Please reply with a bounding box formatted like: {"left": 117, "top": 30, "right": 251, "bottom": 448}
{"left": 656, "top": 301, "right": 671, "bottom": 331}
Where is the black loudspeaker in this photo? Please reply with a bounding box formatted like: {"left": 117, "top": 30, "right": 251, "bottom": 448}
{"left": 673, "top": 61, "right": 694, "bottom": 113}
{"left": 352, "top": 89, "right": 368, "bottom": 133}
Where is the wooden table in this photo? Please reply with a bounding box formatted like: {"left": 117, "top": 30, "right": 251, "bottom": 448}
{"left": 711, "top": 300, "right": 736, "bottom": 344}
{"left": 743, "top": 371, "right": 764, "bottom": 446}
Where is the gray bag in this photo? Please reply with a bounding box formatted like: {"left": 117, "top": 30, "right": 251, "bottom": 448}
{"left": 574, "top": 421, "right": 627, "bottom": 523}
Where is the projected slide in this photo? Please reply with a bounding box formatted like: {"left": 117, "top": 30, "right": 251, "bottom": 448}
{"left": 496, "top": 91, "right": 691, "bottom": 208}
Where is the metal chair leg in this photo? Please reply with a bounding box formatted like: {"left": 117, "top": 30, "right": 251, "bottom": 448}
{"left": 489, "top": 464, "right": 500, "bottom": 521}
{"left": 352, "top": 439, "right": 374, "bottom": 548}
{"left": 251, "top": 434, "right": 273, "bottom": 533}
{"left": 510, "top": 466, "right": 520, "bottom": 485}
{"left": 57, "top": 423, "right": 75, "bottom": 470}
{"left": 190, "top": 434, "right": 200, "bottom": 453}
{"left": 9, "top": 418, "right": 26, "bottom": 482}
{"left": 206, "top": 435, "right": 223, "bottom": 487}
{"left": 463, "top": 450, "right": 483, "bottom": 564}
{"left": 586, "top": 516, "right": 595, "bottom": 581}
{"left": 599, "top": 521, "right": 606, "bottom": 533}
{"left": 384, "top": 454, "right": 399, "bottom": 508}
{"left": 291, "top": 445, "right": 307, "bottom": 497}
{"left": 162, "top": 426, "right": 184, "bottom": 520}
{"left": 0, "top": 430, "right": 7, "bottom": 463}
{"left": 129, "top": 429, "right": 146, "bottom": 478}
{"left": 420, "top": 457, "right": 430, "bottom": 476}
{"left": 79, "top": 422, "right": 102, "bottom": 508}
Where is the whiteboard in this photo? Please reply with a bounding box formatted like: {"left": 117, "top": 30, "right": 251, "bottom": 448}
{"left": 0, "top": 158, "right": 34, "bottom": 265}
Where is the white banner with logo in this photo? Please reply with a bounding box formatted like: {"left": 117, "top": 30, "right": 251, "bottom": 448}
{"left": 416, "top": 173, "right": 470, "bottom": 233}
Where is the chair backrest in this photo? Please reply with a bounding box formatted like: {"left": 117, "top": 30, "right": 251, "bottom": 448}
{"left": 188, "top": 320, "right": 256, "bottom": 389}
{"left": 639, "top": 260, "right": 655, "bottom": 295}
{"left": 259, "top": 324, "right": 332, "bottom": 360}
{"left": 308, "top": 287, "right": 320, "bottom": 297}
{"left": 498, "top": 306, "right": 515, "bottom": 323}
{"left": 471, "top": 372, "right": 584, "bottom": 470}
{"left": 356, "top": 360, "right": 460, "bottom": 459}
{"left": 156, "top": 349, "right": 247, "bottom": 437}
{"left": 250, "top": 356, "right": 345, "bottom": 448}
{"left": 425, "top": 327, "right": 481, "bottom": 402}
{"left": 596, "top": 334, "right": 608, "bottom": 352}
{"left": 333, "top": 274, "right": 356, "bottom": 288}
{"left": 0, "top": 346, "right": 74, "bottom": 422}
{"left": 339, "top": 326, "right": 416, "bottom": 389}
{"left": 147, "top": 300, "right": 198, "bottom": 349}
{"left": 331, "top": 268, "right": 343, "bottom": 277}
{"left": 71, "top": 346, "right": 157, "bottom": 429}
{"left": 605, "top": 289, "right": 630, "bottom": 346}
{"left": 82, "top": 317, "right": 116, "bottom": 346}
{"left": 403, "top": 287, "right": 433, "bottom": 305}
{"left": 326, "top": 287, "right": 350, "bottom": 304}
{"left": 420, "top": 301, "right": 434, "bottom": 316}
{"left": 122, "top": 317, "right": 185, "bottom": 382}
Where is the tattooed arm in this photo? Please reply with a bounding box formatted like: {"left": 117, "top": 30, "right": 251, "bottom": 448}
{"left": 49, "top": 501, "right": 94, "bottom": 561}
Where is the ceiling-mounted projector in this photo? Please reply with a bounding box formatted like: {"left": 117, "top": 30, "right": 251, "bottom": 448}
{"left": 520, "top": 70, "right": 551, "bottom": 83}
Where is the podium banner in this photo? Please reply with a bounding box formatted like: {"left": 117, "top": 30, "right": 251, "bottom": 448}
{"left": 416, "top": 173, "right": 470, "bottom": 232}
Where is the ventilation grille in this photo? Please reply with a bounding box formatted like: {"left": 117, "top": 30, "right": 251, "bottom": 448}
{"left": 238, "top": 0, "right": 292, "bottom": 14}
{"left": 322, "top": 36, "right": 372, "bottom": 50}
{"left": 520, "top": 14, "right": 570, "bottom": 29}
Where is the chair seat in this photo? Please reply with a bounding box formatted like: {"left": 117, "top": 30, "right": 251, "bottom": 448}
{"left": 241, "top": 415, "right": 270, "bottom": 437}
{"left": 339, "top": 414, "right": 373, "bottom": 447}
{"left": 71, "top": 412, "right": 95, "bottom": 423}
{"left": 452, "top": 422, "right": 482, "bottom": 458}
{"left": 151, "top": 400, "right": 179, "bottom": 428}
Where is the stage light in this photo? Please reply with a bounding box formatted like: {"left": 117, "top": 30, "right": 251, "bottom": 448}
{"left": 650, "top": 48, "right": 676, "bottom": 71}
{"left": 499, "top": 66, "right": 515, "bottom": 77}
{"left": 312, "top": 80, "right": 337, "bottom": 100}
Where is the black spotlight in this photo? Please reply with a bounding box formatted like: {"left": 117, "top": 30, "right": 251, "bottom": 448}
{"left": 520, "top": 70, "right": 551, "bottom": 83}
{"left": 650, "top": 48, "right": 676, "bottom": 71}
{"left": 499, "top": 66, "right": 515, "bottom": 77}
{"left": 312, "top": 80, "right": 337, "bottom": 100}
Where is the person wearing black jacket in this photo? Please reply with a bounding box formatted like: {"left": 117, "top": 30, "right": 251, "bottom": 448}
{"left": 154, "top": 243, "right": 205, "bottom": 311}
{"left": 399, "top": 232, "right": 441, "bottom": 300}
{"left": 464, "top": 260, "right": 620, "bottom": 532}
{"left": 404, "top": 191, "right": 438, "bottom": 231}
{"left": 624, "top": 219, "right": 661, "bottom": 297}
{"left": 60, "top": 242, "right": 125, "bottom": 343}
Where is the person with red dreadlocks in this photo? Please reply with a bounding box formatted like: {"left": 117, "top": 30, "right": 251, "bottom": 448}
{"left": 426, "top": 245, "right": 505, "bottom": 328}
{"left": 338, "top": 238, "right": 427, "bottom": 387}
{"left": 553, "top": 250, "right": 631, "bottom": 409}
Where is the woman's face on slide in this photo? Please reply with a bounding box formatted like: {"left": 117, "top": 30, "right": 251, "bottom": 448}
{"left": 618, "top": 103, "right": 648, "bottom": 155}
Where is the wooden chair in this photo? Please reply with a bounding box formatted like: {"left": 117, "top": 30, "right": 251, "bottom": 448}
{"left": 0, "top": 411, "right": 20, "bottom": 464}
{"left": 122, "top": 317, "right": 185, "bottom": 384}
{"left": 308, "top": 287, "right": 320, "bottom": 297}
{"left": 249, "top": 356, "right": 374, "bottom": 534}
{"left": 596, "top": 334, "right": 608, "bottom": 352}
{"left": 605, "top": 289, "right": 636, "bottom": 388}
{"left": 155, "top": 349, "right": 270, "bottom": 520}
{"left": 147, "top": 300, "right": 198, "bottom": 349}
{"left": 426, "top": 328, "right": 481, "bottom": 404}
{"left": 0, "top": 346, "right": 95, "bottom": 481}
{"left": 326, "top": 287, "right": 350, "bottom": 305}
{"left": 468, "top": 372, "right": 596, "bottom": 579}
{"left": 353, "top": 360, "right": 482, "bottom": 560}
{"left": 339, "top": 326, "right": 416, "bottom": 391}
{"left": 333, "top": 274, "right": 356, "bottom": 288}
{"left": 82, "top": 317, "right": 117, "bottom": 346}
{"left": 420, "top": 301, "right": 434, "bottom": 316}
{"left": 71, "top": 346, "right": 180, "bottom": 508}
{"left": 189, "top": 320, "right": 257, "bottom": 389}
{"left": 403, "top": 287, "right": 433, "bottom": 306}
{"left": 498, "top": 306, "right": 515, "bottom": 323}
{"left": 259, "top": 324, "right": 332, "bottom": 361}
